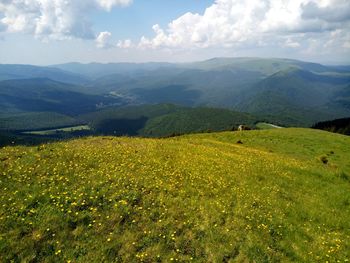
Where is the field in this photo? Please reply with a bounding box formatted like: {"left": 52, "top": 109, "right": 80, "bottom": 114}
{"left": 22, "top": 125, "right": 91, "bottom": 136}
{"left": 0, "top": 128, "right": 349, "bottom": 262}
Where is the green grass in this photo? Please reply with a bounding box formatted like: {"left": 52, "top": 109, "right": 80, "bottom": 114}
{"left": 22, "top": 125, "right": 91, "bottom": 135}
{"left": 0, "top": 128, "right": 349, "bottom": 262}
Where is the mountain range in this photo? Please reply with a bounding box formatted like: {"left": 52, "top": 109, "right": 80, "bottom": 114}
{"left": 0, "top": 57, "right": 349, "bottom": 133}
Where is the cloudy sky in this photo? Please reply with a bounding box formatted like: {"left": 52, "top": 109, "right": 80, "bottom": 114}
{"left": 0, "top": 0, "right": 349, "bottom": 65}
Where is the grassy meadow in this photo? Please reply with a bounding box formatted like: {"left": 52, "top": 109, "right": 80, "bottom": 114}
{"left": 0, "top": 128, "right": 349, "bottom": 262}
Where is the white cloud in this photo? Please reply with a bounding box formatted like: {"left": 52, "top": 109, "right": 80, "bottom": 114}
{"left": 117, "top": 39, "right": 134, "bottom": 48}
{"left": 98, "top": 0, "right": 133, "bottom": 11}
{"left": 96, "top": 31, "right": 113, "bottom": 48}
{"left": 128, "top": 0, "right": 350, "bottom": 54}
{"left": 284, "top": 38, "right": 301, "bottom": 48}
{"left": 0, "top": 0, "right": 132, "bottom": 40}
{"left": 301, "top": 0, "right": 350, "bottom": 23}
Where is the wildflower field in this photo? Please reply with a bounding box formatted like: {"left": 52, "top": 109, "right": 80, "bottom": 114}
{"left": 0, "top": 128, "right": 349, "bottom": 262}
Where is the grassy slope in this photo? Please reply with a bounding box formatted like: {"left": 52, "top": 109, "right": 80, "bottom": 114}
{"left": 0, "top": 129, "right": 349, "bottom": 262}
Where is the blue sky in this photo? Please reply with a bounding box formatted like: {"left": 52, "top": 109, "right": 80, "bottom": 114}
{"left": 91, "top": 1, "right": 213, "bottom": 41}
{"left": 0, "top": 0, "right": 349, "bottom": 65}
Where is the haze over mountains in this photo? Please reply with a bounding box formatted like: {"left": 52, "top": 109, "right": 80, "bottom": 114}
{"left": 0, "top": 57, "right": 349, "bottom": 135}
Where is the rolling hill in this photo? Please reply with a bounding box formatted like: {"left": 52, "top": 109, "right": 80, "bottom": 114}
{"left": 140, "top": 107, "right": 257, "bottom": 137}
{"left": 0, "top": 104, "right": 260, "bottom": 146}
{"left": 0, "top": 64, "right": 88, "bottom": 85}
{"left": 80, "top": 104, "right": 259, "bottom": 137}
{"left": 1, "top": 128, "right": 349, "bottom": 262}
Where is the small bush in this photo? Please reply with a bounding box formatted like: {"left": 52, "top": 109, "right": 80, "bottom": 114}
{"left": 319, "top": 156, "right": 328, "bottom": 164}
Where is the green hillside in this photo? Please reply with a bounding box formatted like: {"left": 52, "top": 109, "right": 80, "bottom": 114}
{"left": 81, "top": 104, "right": 258, "bottom": 137}
{"left": 0, "top": 112, "right": 79, "bottom": 131}
{"left": 0, "top": 104, "right": 259, "bottom": 145}
{"left": 237, "top": 69, "right": 350, "bottom": 126}
{"left": 1, "top": 128, "right": 349, "bottom": 262}
{"left": 313, "top": 117, "right": 350, "bottom": 135}
{"left": 141, "top": 107, "right": 257, "bottom": 137}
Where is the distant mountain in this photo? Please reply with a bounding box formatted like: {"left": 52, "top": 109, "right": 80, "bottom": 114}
{"left": 312, "top": 117, "right": 350, "bottom": 135}
{"left": 0, "top": 78, "right": 125, "bottom": 116}
{"left": 1, "top": 58, "right": 349, "bottom": 128}
{"left": 0, "top": 64, "right": 88, "bottom": 85}
{"left": 182, "top": 57, "right": 335, "bottom": 74}
{"left": 74, "top": 58, "right": 349, "bottom": 126}
{"left": 236, "top": 68, "right": 350, "bottom": 126}
{"left": 52, "top": 62, "right": 176, "bottom": 79}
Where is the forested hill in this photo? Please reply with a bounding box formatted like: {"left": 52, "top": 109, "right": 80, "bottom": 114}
{"left": 313, "top": 117, "right": 350, "bottom": 135}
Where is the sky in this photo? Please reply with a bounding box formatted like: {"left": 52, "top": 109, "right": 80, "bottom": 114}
{"left": 0, "top": 0, "right": 349, "bottom": 65}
